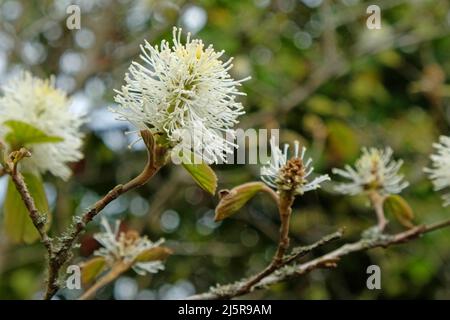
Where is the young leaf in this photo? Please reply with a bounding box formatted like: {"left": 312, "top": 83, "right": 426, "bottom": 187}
{"left": 384, "top": 195, "right": 415, "bottom": 229}
{"left": 3, "top": 173, "right": 50, "bottom": 244}
{"left": 215, "top": 182, "right": 268, "bottom": 221}
{"left": 181, "top": 153, "right": 217, "bottom": 195}
{"left": 80, "top": 257, "right": 106, "bottom": 286}
{"left": 135, "top": 247, "right": 173, "bottom": 263}
{"left": 4, "top": 120, "right": 63, "bottom": 149}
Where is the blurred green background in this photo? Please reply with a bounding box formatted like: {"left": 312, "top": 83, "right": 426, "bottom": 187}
{"left": 0, "top": 0, "right": 450, "bottom": 299}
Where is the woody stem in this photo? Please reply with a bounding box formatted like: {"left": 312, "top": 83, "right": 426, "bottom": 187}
{"left": 368, "top": 191, "right": 387, "bottom": 231}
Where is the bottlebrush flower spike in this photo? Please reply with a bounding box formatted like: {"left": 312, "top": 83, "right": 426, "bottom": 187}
{"left": 261, "top": 136, "right": 330, "bottom": 195}
{"left": 424, "top": 135, "right": 450, "bottom": 206}
{"left": 94, "top": 218, "right": 168, "bottom": 275}
{"left": 332, "top": 147, "right": 408, "bottom": 196}
{"left": 0, "top": 71, "right": 84, "bottom": 180}
{"left": 112, "top": 27, "right": 250, "bottom": 164}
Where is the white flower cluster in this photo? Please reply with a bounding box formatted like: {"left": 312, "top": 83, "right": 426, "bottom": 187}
{"left": 332, "top": 147, "right": 408, "bottom": 196}
{"left": 94, "top": 218, "right": 165, "bottom": 275}
{"left": 113, "top": 27, "right": 249, "bottom": 163}
{"left": 425, "top": 135, "right": 450, "bottom": 206}
{"left": 261, "top": 137, "right": 330, "bottom": 195}
{"left": 0, "top": 71, "right": 84, "bottom": 180}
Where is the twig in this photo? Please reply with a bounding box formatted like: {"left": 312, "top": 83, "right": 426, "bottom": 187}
{"left": 281, "top": 228, "right": 345, "bottom": 266}
{"left": 1, "top": 133, "right": 166, "bottom": 300}
{"left": 368, "top": 191, "right": 388, "bottom": 232}
{"left": 3, "top": 148, "right": 53, "bottom": 253}
{"left": 187, "top": 228, "right": 343, "bottom": 300}
{"left": 187, "top": 218, "right": 450, "bottom": 300}
{"left": 9, "top": 169, "right": 53, "bottom": 252}
{"left": 78, "top": 261, "right": 131, "bottom": 300}
{"left": 44, "top": 131, "right": 167, "bottom": 299}
{"left": 232, "top": 193, "right": 293, "bottom": 296}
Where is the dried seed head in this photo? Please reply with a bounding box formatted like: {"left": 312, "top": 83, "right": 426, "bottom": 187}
{"left": 277, "top": 157, "right": 306, "bottom": 192}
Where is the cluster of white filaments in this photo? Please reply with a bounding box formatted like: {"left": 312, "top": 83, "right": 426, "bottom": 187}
{"left": 113, "top": 27, "right": 249, "bottom": 163}
{"left": 261, "top": 136, "right": 330, "bottom": 195}
{"left": 332, "top": 147, "right": 408, "bottom": 196}
{"left": 0, "top": 71, "right": 84, "bottom": 180}
{"left": 94, "top": 218, "right": 165, "bottom": 275}
{"left": 424, "top": 136, "right": 450, "bottom": 206}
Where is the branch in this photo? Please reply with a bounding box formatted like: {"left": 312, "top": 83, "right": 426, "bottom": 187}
{"left": 187, "top": 228, "right": 344, "bottom": 300}
{"left": 187, "top": 219, "right": 450, "bottom": 300}
{"left": 3, "top": 148, "right": 53, "bottom": 253}
{"left": 9, "top": 168, "right": 53, "bottom": 252}
{"left": 44, "top": 130, "right": 168, "bottom": 299}
{"left": 233, "top": 194, "right": 293, "bottom": 295}
{"left": 0, "top": 133, "right": 167, "bottom": 300}
{"left": 281, "top": 228, "right": 345, "bottom": 266}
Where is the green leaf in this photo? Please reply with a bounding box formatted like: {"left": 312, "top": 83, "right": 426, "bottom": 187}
{"left": 215, "top": 182, "right": 268, "bottom": 221}
{"left": 3, "top": 173, "right": 50, "bottom": 244}
{"left": 80, "top": 257, "right": 106, "bottom": 286}
{"left": 181, "top": 153, "right": 217, "bottom": 195}
{"left": 4, "top": 120, "right": 63, "bottom": 149}
{"left": 384, "top": 195, "right": 415, "bottom": 229}
{"left": 135, "top": 247, "right": 173, "bottom": 263}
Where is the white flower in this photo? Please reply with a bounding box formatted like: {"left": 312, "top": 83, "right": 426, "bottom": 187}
{"left": 0, "top": 71, "right": 84, "bottom": 180}
{"left": 261, "top": 136, "right": 330, "bottom": 195}
{"left": 332, "top": 147, "right": 408, "bottom": 196}
{"left": 94, "top": 218, "right": 166, "bottom": 275}
{"left": 112, "top": 27, "right": 249, "bottom": 164}
{"left": 424, "top": 135, "right": 450, "bottom": 206}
